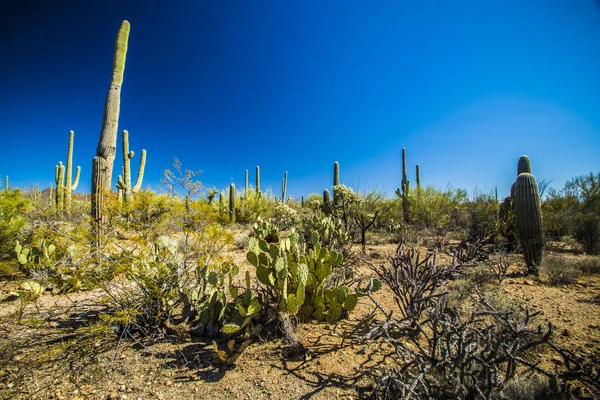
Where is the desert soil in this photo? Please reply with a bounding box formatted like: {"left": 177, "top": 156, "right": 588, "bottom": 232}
{"left": 1, "top": 243, "right": 599, "bottom": 400}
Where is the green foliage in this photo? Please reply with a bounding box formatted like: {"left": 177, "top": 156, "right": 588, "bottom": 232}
{"left": 250, "top": 218, "right": 281, "bottom": 243}
{"left": 299, "top": 212, "right": 350, "bottom": 254}
{"left": 464, "top": 191, "right": 499, "bottom": 242}
{"left": 564, "top": 172, "right": 600, "bottom": 212}
{"left": 573, "top": 212, "right": 600, "bottom": 255}
{"left": 408, "top": 185, "right": 467, "bottom": 230}
{"left": 233, "top": 187, "right": 274, "bottom": 224}
{"left": 0, "top": 189, "right": 30, "bottom": 260}
{"left": 543, "top": 191, "right": 579, "bottom": 240}
{"left": 246, "top": 230, "right": 356, "bottom": 323}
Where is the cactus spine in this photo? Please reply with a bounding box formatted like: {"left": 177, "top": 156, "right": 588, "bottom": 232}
{"left": 63, "top": 130, "right": 81, "bottom": 212}
{"left": 92, "top": 20, "right": 130, "bottom": 226}
{"left": 229, "top": 183, "right": 236, "bottom": 222}
{"left": 115, "top": 130, "right": 146, "bottom": 203}
{"left": 255, "top": 166, "right": 261, "bottom": 198}
{"left": 281, "top": 171, "right": 288, "bottom": 203}
{"left": 513, "top": 155, "right": 543, "bottom": 275}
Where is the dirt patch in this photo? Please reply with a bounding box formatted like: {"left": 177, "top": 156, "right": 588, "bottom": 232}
{"left": 1, "top": 244, "right": 599, "bottom": 399}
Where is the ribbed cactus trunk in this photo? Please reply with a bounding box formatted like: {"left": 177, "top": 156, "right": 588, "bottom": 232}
{"left": 401, "top": 148, "right": 410, "bottom": 223}
{"left": 281, "top": 171, "right": 288, "bottom": 203}
{"left": 255, "top": 166, "right": 261, "bottom": 198}
{"left": 301, "top": 195, "right": 304, "bottom": 208}
{"left": 245, "top": 169, "right": 249, "bottom": 198}
{"left": 513, "top": 156, "right": 543, "bottom": 276}
{"left": 323, "top": 189, "right": 332, "bottom": 215}
{"left": 229, "top": 183, "right": 236, "bottom": 222}
{"left": 333, "top": 161, "right": 340, "bottom": 205}
{"left": 91, "top": 20, "right": 130, "bottom": 231}
{"left": 64, "top": 130, "right": 81, "bottom": 213}
{"left": 55, "top": 162, "right": 65, "bottom": 211}
{"left": 514, "top": 173, "right": 543, "bottom": 275}
{"left": 415, "top": 164, "right": 421, "bottom": 191}
{"left": 116, "top": 130, "right": 146, "bottom": 203}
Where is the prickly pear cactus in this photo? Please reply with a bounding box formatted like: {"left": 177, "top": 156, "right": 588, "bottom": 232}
{"left": 246, "top": 229, "right": 356, "bottom": 323}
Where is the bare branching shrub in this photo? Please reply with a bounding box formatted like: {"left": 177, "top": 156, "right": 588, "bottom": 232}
{"left": 358, "top": 246, "right": 581, "bottom": 399}
{"left": 543, "top": 256, "right": 581, "bottom": 285}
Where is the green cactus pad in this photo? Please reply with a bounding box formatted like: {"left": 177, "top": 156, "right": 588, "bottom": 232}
{"left": 343, "top": 294, "right": 358, "bottom": 312}
{"left": 221, "top": 323, "right": 242, "bottom": 334}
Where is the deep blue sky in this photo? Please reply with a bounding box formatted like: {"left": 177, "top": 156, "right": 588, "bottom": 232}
{"left": 1, "top": 1, "right": 599, "bottom": 199}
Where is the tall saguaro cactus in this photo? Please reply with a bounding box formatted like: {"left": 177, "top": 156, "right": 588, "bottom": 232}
{"left": 281, "top": 171, "right": 288, "bottom": 203}
{"left": 116, "top": 130, "right": 146, "bottom": 203}
{"left": 62, "top": 130, "right": 81, "bottom": 211}
{"left": 229, "top": 183, "right": 236, "bottom": 222}
{"left": 513, "top": 155, "right": 543, "bottom": 275}
{"left": 244, "top": 169, "right": 249, "bottom": 197}
{"left": 415, "top": 164, "right": 421, "bottom": 191}
{"left": 4, "top": 176, "right": 8, "bottom": 192}
{"left": 91, "top": 20, "right": 130, "bottom": 225}
{"left": 55, "top": 162, "right": 65, "bottom": 210}
{"left": 397, "top": 147, "right": 410, "bottom": 222}
{"left": 333, "top": 161, "right": 340, "bottom": 205}
{"left": 255, "top": 166, "right": 261, "bottom": 198}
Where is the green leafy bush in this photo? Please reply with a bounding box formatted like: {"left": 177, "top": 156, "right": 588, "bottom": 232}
{"left": 573, "top": 212, "right": 600, "bottom": 255}
{"left": 0, "top": 189, "right": 30, "bottom": 260}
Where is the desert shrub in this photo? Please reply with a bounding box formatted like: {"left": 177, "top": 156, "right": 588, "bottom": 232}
{"left": 543, "top": 256, "right": 581, "bottom": 285}
{"left": 119, "top": 190, "right": 175, "bottom": 232}
{"left": 234, "top": 188, "right": 274, "bottom": 225}
{"left": 408, "top": 185, "right": 466, "bottom": 230}
{"left": 464, "top": 191, "right": 499, "bottom": 242}
{"left": 576, "top": 256, "right": 600, "bottom": 275}
{"left": 0, "top": 189, "right": 30, "bottom": 260}
{"left": 573, "top": 212, "right": 600, "bottom": 255}
{"left": 543, "top": 192, "right": 579, "bottom": 240}
{"left": 360, "top": 247, "right": 560, "bottom": 400}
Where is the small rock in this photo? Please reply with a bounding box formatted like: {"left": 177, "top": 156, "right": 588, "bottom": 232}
{"left": 524, "top": 280, "right": 534, "bottom": 286}
{"left": 164, "top": 379, "right": 173, "bottom": 386}
{"left": 561, "top": 329, "right": 570, "bottom": 337}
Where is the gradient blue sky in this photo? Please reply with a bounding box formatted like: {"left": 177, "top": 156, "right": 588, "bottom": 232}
{"left": 1, "top": 1, "right": 599, "bottom": 199}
